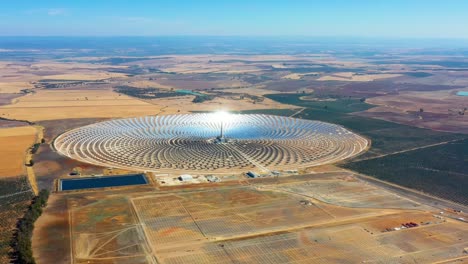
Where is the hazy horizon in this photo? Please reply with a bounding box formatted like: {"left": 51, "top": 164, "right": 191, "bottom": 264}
{"left": 2, "top": 0, "right": 468, "bottom": 38}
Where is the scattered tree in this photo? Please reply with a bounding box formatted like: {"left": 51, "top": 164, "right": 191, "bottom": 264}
{"left": 11, "top": 190, "right": 49, "bottom": 264}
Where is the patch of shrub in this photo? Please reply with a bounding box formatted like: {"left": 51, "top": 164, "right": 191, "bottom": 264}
{"left": 10, "top": 189, "right": 49, "bottom": 264}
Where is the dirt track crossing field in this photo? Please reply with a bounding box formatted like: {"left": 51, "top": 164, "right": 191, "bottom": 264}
{"left": 33, "top": 172, "right": 468, "bottom": 264}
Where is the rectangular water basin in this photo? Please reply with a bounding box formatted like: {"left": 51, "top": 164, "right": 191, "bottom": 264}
{"left": 60, "top": 174, "right": 147, "bottom": 191}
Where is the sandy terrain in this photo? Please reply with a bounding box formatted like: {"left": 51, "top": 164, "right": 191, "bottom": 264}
{"left": 0, "top": 126, "right": 37, "bottom": 177}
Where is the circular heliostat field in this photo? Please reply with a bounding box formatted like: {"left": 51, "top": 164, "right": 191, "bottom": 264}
{"left": 54, "top": 113, "right": 368, "bottom": 173}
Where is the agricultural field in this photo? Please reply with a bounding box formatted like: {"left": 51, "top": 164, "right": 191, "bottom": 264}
{"left": 0, "top": 125, "right": 38, "bottom": 263}
{"left": 343, "top": 139, "right": 468, "bottom": 205}
{"left": 360, "top": 88, "right": 468, "bottom": 133}
{"left": 33, "top": 172, "right": 468, "bottom": 264}
{"left": 0, "top": 42, "right": 466, "bottom": 263}
{"left": 0, "top": 192, "right": 33, "bottom": 263}
{"left": 0, "top": 126, "right": 37, "bottom": 177}
{"left": 0, "top": 89, "right": 179, "bottom": 121}
{"left": 0, "top": 86, "right": 293, "bottom": 122}
{"left": 265, "top": 93, "right": 468, "bottom": 203}
{"left": 0, "top": 81, "right": 34, "bottom": 94}
{"left": 317, "top": 72, "right": 401, "bottom": 82}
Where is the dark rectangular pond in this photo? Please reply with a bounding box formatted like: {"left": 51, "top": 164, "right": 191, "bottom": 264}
{"left": 60, "top": 174, "right": 148, "bottom": 191}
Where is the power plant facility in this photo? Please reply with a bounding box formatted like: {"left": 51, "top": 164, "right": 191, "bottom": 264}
{"left": 54, "top": 113, "right": 368, "bottom": 173}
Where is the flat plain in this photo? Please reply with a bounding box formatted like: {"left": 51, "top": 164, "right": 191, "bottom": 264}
{"left": 0, "top": 126, "right": 37, "bottom": 177}
{"left": 0, "top": 45, "right": 466, "bottom": 263}
{"left": 33, "top": 172, "right": 468, "bottom": 264}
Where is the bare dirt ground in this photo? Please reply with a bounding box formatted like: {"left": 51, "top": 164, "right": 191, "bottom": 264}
{"left": 0, "top": 119, "right": 29, "bottom": 128}
{"left": 33, "top": 171, "right": 468, "bottom": 264}
{"left": 0, "top": 93, "right": 24, "bottom": 106}
{"left": 34, "top": 118, "right": 115, "bottom": 190}
{"left": 0, "top": 126, "right": 37, "bottom": 177}
{"left": 360, "top": 89, "right": 468, "bottom": 133}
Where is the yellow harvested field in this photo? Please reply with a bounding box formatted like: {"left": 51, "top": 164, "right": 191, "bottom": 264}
{"left": 282, "top": 72, "right": 319, "bottom": 80}
{"left": 318, "top": 73, "right": 401, "bottom": 81}
{"left": 282, "top": 73, "right": 302, "bottom": 80}
{"left": 162, "top": 64, "right": 260, "bottom": 74}
{"left": 0, "top": 82, "right": 34, "bottom": 93}
{"left": 124, "top": 80, "right": 173, "bottom": 89}
{"left": 0, "top": 106, "right": 180, "bottom": 121}
{"left": 0, "top": 126, "right": 37, "bottom": 177}
{"left": 0, "top": 61, "right": 128, "bottom": 87}
{"left": 4, "top": 89, "right": 150, "bottom": 107}
{"left": 146, "top": 95, "right": 294, "bottom": 112}
{"left": 0, "top": 126, "right": 37, "bottom": 137}
{"left": 0, "top": 88, "right": 293, "bottom": 121}
{"left": 0, "top": 89, "right": 180, "bottom": 121}
{"left": 42, "top": 72, "right": 127, "bottom": 80}
{"left": 31, "top": 62, "right": 127, "bottom": 70}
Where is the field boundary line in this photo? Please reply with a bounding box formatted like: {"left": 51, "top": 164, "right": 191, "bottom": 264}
{"left": 348, "top": 170, "right": 468, "bottom": 213}
{"left": 129, "top": 197, "right": 159, "bottom": 264}
{"left": 352, "top": 138, "right": 466, "bottom": 162}
{"left": 0, "top": 189, "right": 31, "bottom": 200}
{"left": 289, "top": 107, "right": 305, "bottom": 117}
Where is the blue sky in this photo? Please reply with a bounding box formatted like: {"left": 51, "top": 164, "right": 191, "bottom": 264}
{"left": 1, "top": 0, "right": 468, "bottom": 38}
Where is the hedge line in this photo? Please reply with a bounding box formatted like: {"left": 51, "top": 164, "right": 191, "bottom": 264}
{"left": 10, "top": 189, "right": 49, "bottom": 264}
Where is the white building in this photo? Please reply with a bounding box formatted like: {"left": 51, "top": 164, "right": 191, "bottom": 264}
{"left": 179, "top": 174, "right": 193, "bottom": 181}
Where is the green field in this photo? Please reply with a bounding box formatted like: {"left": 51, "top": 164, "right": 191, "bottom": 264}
{"left": 343, "top": 139, "right": 468, "bottom": 205}
{"left": 265, "top": 93, "right": 468, "bottom": 204}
